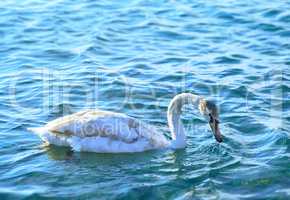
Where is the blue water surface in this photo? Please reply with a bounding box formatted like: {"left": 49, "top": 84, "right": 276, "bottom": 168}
{"left": 0, "top": 0, "right": 289, "bottom": 199}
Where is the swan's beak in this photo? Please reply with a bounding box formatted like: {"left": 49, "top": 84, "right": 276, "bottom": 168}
{"left": 209, "top": 120, "right": 222, "bottom": 143}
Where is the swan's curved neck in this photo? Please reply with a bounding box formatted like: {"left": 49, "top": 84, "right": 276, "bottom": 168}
{"left": 167, "top": 93, "right": 201, "bottom": 149}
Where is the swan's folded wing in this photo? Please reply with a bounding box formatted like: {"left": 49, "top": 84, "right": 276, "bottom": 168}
{"left": 44, "top": 110, "right": 142, "bottom": 143}
{"left": 44, "top": 109, "right": 101, "bottom": 136}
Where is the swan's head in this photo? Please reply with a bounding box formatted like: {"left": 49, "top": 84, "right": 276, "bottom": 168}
{"left": 199, "top": 99, "right": 223, "bottom": 143}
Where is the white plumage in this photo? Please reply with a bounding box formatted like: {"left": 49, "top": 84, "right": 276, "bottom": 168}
{"left": 28, "top": 93, "right": 222, "bottom": 153}
{"left": 29, "top": 109, "right": 169, "bottom": 153}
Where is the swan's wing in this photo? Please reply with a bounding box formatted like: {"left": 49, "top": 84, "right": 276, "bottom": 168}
{"left": 44, "top": 109, "right": 160, "bottom": 144}
{"left": 45, "top": 109, "right": 111, "bottom": 136}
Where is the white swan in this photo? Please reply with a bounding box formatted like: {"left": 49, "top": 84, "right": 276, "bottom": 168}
{"left": 28, "top": 93, "right": 222, "bottom": 153}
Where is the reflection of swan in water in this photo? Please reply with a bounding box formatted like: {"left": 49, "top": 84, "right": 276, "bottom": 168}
{"left": 28, "top": 93, "right": 222, "bottom": 153}
{"left": 42, "top": 145, "right": 73, "bottom": 160}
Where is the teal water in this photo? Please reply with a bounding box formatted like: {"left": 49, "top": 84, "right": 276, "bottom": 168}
{"left": 0, "top": 0, "right": 290, "bottom": 199}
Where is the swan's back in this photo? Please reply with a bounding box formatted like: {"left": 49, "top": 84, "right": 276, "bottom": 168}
{"left": 29, "top": 109, "right": 169, "bottom": 153}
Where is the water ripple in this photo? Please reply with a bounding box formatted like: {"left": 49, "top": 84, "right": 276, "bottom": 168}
{"left": 0, "top": 0, "right": 289, "bottom": 199}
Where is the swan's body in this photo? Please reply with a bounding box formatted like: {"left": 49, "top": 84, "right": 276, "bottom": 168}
{"left": 28, "top": 93, "right": 222, "bottom": 153}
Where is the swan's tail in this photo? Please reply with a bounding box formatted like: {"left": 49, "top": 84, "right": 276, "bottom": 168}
{"left": 28, "top": 127, "right": 71, "bottom": 147}
{"left": 27, "top": 127, "right": 48, "bottom": 137}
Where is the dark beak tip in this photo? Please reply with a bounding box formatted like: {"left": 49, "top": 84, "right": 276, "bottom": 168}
{"left": 214, "top": 135, "right": 223, "bottom": 143}
{"left": 209, "top": 122, "right": 223, "bottom": 143}
{"left": 216, "top": 136, "right": 223, "bottom": 143}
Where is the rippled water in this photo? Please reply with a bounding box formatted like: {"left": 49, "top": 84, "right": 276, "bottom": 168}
{"left": 0, "top": 0, "right": 290, "bottom": 199}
